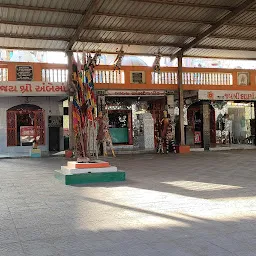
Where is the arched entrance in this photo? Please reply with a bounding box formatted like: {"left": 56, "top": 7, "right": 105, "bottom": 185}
{"left": 187, "top": 102, "right": 216, "bottom": 147}
{"left": 7, "top": 104, "right": 45, "bottom": 146}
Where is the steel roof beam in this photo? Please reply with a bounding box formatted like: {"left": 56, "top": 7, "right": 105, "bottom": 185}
{"left": 94, "top": 12, "right": 256, "bottom": 29}
{"left": 77, "top": 39, "right": 256, "bottom": 53}
{"left": 78, "top": 38, "right": 183, "bottom": 48}
{"left": 129, "top": 0, "right": 233, "bottom": 10}
{"left": 1, "top": 34, "right": 254, "bottom": 53}
{"left": 171, "top": 0, "right": 256, "bottom": 59}
{"left": 1, "top": 13, "right": 255, "bottom": 32}
{"left": 65, "top": 0, "right": 99, "bottom": 51}
{"left": 210, "top": 35, "right": 256, "bottom": 41}
{"left": 0, "top": 34, "right": 70, "bottom": 41}
{"left": 94, "top": 12, "right": 212, "bottom": 25}
{"left": 72, "top": 50, "right": 256, "bottom": 60}
{"left": 0, "top": 3, "right": 83, "bottom": 14}
{"left": 1, "top": 46, "right": 256, "bottom": 61}
{"left": 0, "top": 46, "right": 66, "bottom": 52}
{"left": 0, "top": 20, "right": 77, "bottom": 29}
{"left": 83, "top": 26, "right": 256, "bottom": 41}
{"left": 183, "top": 55, "right": 256, "bottom": 60}
{"left": 195, "top": 45, "right": 256, "bottom": 52}
{"left": 84, "top": 26, "right": 197, "bottom": 38}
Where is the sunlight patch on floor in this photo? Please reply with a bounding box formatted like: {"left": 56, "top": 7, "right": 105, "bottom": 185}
{"left": 162, "top": 181, "right": 242, "bottom": 191}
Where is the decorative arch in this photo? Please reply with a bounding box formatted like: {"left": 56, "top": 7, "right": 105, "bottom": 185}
{"left": 8, "top": 104, "right": 42, "bottom": 111}
{"left": 7, "top": 104, "right": 45, "bottom": 146}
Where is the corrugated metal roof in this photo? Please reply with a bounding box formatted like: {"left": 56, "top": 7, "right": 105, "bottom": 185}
{"left": 199, "top": 37, "right": 256, "bottom": 50}
{"left": 212, "top": 25, "right": 256, "bottom": 40}
{"left": 0, "top": 37, "right": 67, "bottom": 49}
{"left": 73, "top": 41, "right": 180, "bottom": 56}
{"left": 87, "top": 15, "right": 210, "bottom": 35}
{"left": 0, "top": 0, "right": 91, "bottom": 12}
{"left": 97, "top": 0, "right": 230, "bottom": 22}
{"left": 186, "top": 48, "right": 256, "bottom": 59}
{"left": 0, "top": 0, "right": 255, "bottom": 59}
{"left": 0, "top": 7, "right": 82, "bottom": 26}
{"left": 0, "top": 24, "right": 75, "bottom": 39}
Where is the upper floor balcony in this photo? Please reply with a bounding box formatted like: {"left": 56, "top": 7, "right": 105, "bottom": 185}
{"left": 0, "top": 62, "right": 255, "bottom": 94}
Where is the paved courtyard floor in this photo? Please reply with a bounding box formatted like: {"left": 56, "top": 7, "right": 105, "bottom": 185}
{"left": 0, "top": 151, "right": 256, "bottom": 256}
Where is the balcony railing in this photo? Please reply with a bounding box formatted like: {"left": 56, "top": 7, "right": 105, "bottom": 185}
{"left": 94, "top": 70, "right": 125, "bottom": 84}
{"left": 152, "top": 71, "right": 233, "bottom": 85}
{"left": 42, "top": 69, "right": 68, "bottom": 83}
{"left": 0, "top": 61, "right": 252, "bottom": 90}
{"left": 0, "top": 68, "right": 8, "bottom": 81}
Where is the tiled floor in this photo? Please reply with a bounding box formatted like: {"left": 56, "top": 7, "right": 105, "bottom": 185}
{"left": 1, "top": 151, "right": 256, "bottom": 255}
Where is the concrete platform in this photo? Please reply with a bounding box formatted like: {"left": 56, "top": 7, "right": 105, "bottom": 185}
{"left": 61, "top": 165, "right": 118, "bottom": 174}
{"left": 56, "top": 160, "right": 125, "bottom": 185}
{"left": 55, "top": 170, "right": 126, "bottom": 185}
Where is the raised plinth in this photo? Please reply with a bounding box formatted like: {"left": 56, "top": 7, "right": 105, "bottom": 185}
{"left": 55, "top": 160, "right": 125, "bottom": 185}
{"left": 176, "top": 145, "right": 190, "bottom": 154}
{"left": 30, "top": 148, "right": 41, "bottom": 158}
{"left": 67, "top": 160, "right": 110, "bottom": 169}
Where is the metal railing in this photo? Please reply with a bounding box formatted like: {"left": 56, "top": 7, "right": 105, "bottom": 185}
{"left": 42, "top": 69, "right": 68, "bottom": 83}
{"left": 152, "top": 71, "right": 233, "bottom": 85}
{"left": 94, "top": 70, "right": 125, "bottom": 84}
{"left": 0, "top": 68, "right": 8, "bottom": 81}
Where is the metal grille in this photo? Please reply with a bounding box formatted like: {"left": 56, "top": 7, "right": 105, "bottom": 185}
{"left": 7, "top": 111, "right": 17, "bottom": 146}
{"left": 35, "top": 110, "right": 45, "bottom": 145}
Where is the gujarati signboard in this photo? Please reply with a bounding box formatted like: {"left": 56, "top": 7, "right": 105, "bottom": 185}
{"left": 16, "top": 65, "right": 33, "bottom": 81}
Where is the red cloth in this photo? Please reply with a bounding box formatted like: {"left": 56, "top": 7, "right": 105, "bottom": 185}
{"left": 161, "top": 118, "right": 170, "bottom": 138}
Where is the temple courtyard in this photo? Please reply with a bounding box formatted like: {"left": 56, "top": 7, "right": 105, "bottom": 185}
{"left": 0, "top": 151, "right": 256, "bottom": 256}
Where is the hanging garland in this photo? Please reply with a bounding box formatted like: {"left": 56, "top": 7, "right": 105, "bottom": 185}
{"left": 153, "top": 53, "right": 161, "bottom": 73}
{"left": 113, "top": 47, "right": 124, "bottom": 72}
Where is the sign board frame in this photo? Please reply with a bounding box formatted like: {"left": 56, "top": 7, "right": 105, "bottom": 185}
{"left": 16, "top": 65, "right": 33, "bottom": 81}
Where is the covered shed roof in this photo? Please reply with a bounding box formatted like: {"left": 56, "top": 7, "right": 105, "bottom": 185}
{"left": 0, "top": 0, "right": 256, "bottom": 59}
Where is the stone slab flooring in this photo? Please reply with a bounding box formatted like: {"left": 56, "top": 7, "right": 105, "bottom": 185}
{"left": 0, "top": 151, "right": 256, "bottom": 255}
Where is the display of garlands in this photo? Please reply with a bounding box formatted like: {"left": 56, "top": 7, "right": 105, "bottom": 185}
{"left": 153, "top": 52, "right": 161, "bottom": 73}
{"left": 89, "top": 50, "right": 101, "bottom": 69}
{"left": 212, "top": 101, "right": 227, "bottom": 110}
{"left": 82, "top": 50, "right": 101, "bottom": 71}
{"left": 113, "top": 47, "right": 124, "bottom": 73}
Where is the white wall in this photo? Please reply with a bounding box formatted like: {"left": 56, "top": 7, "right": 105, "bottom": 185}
{"left": 0, "top": 96, "right": 63, "bottom": 154}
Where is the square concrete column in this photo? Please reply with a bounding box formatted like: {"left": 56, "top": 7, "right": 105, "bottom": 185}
{"left": 202, "top": 101, "right": 210, "bottom": 150}
{"left": 178, "top": 55, "right": 185, "bottom": 145}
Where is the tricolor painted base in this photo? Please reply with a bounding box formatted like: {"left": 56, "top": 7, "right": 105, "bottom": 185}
{"left": 30, "top": 148, "right": 41, "bottom": 158}
{"left": 54, "top": 170, "right": 126, "bottom": 185}
{"left": 55, "top": 160, "right": 126, "bottom": 185}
